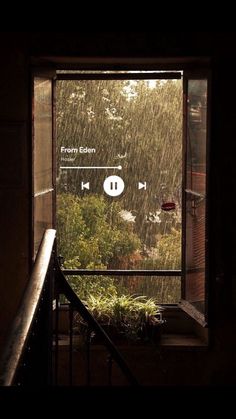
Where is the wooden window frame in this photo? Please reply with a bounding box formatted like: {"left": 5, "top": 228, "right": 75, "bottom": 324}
{"left": 31, "top": 57, "right": 211, "bottom": 343}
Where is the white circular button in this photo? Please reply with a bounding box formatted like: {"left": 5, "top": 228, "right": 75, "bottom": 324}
{"left": 103, "top": 175, "right": 125, "bottom": 197}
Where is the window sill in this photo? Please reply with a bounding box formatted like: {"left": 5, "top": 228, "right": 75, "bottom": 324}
{"left": 56, "top": 304, "right": 209, "bottom": 349}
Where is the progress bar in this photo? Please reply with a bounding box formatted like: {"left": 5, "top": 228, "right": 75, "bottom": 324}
{"left": 60, "top": 165, "right": 122, "bottom": 170}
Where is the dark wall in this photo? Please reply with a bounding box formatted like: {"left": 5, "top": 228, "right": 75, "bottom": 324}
{"left": 0, "top": 32, "right": 235, "bottom": 385}
{"left": 0, "top": 34, "right": 29, "bottom": 351}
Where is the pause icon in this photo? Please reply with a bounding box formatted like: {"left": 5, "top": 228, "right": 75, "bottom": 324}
{"left": 103, "top": 176, "right": 125, "bottom": 197}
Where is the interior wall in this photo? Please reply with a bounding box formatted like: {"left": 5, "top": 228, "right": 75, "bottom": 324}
{"left": 0, "top": 32, "right": 236, "bottom": 384}
{"left": 0, "top": 34, "right": 29, "bottom": 350}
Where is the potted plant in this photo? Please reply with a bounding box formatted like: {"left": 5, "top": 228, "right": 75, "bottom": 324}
{"left": 76, "top": 294, "right": 165, "bottom": 344}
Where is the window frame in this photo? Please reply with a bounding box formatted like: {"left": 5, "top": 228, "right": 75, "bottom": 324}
{"left": 56, "top": 70, "right": 183, "bottom": 308}
{"left": 180, "top": 69, "right": 211, "bottom": 327}
{"left": 31, "top": 68, "right": 57, "bottom": 261}
{"left": 31, "top": 58, "right": 211, "bottom": 337}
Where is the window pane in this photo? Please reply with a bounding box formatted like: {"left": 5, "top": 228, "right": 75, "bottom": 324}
{"left": 186, "top": 80, "right": 207, "bottom": 193}
{"left": 34, "top": 78, "right": 53, "bottom": 193}
{"left": 56, "top": 78, "right": 182, "bottom": 272}
{"left": 34, "top": 191, "right": 53, "bottom": 257}
{"left": 185, "top": 193, "right": 205, "bottom": 312}
{"left": 185, "top": 79, "right": 207, "bottom": 314}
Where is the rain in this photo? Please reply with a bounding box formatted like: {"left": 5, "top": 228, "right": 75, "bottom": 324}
{"left": 56, "top": 76, "right": 183, "bottom": 303}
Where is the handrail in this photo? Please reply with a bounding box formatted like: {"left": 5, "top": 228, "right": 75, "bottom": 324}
{"left": 0, "top": 229, "right": 56, "bottom": 386}
{"left": 56, "top": 264, "right": 139, "bottom": 386}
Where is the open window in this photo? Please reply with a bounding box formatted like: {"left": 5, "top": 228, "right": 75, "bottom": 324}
{"left": 32, "top": 70, "right": 56, "bottom": 258}
{"left": 32, "top": 63, "right": 210, "bottom": 330}
{"left": 180, "top": 73, "right": 209, "bottom": 326}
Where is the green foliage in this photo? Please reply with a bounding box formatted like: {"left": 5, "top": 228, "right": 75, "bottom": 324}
{"left": 57, "top": 79, "right": 182, "bottom": 216}
{"left": 83, "top": 294, "right": 164, "bottom": 341}
{"left": 57, "top": 193, "right": 141, "bottom": 268}
{"left": 135, "top": 227, "right": 181, "bottom": 270}
{"left": 157, "top": 228, "right": 181, "bottom": 269}
{"left": 66, "top": 275, "right": 118, "bottom": 301}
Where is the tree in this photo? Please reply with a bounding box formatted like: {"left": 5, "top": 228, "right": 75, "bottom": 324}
{"left": 57, "top": 78, "right": 182, "bottom": 248}
{"left": 57, "top": 193, "right": 141, "bottom": 269}
{"left": 56, "top": 76, "right": 182, "bottom": 302}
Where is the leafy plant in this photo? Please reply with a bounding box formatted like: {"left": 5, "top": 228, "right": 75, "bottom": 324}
{"left": 80, "top": 294, "right": 165, "bottom": 342}
{"left": 57, "top": 193, "right": 141, "bottom": 269}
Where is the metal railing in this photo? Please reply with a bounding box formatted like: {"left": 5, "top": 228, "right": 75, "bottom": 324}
{"left": 54, "top": 264, "right": 138, "bottom": 386}
{"left": 0, "top": 229, "right": 138, "bottom": 386}
{"left": 0, "top": 229, "right": 56, "bottom": 386}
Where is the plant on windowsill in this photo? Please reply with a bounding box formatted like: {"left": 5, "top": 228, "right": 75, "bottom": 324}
{"left": 75, "top": 294, "right": 165, "bottom": 344}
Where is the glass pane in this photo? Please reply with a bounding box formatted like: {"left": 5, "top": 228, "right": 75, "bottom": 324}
{"left": 185, "top": 79, "right": 207, "bottom": 314}
{"left": 34, "top": 191, "right": 53, "bottom": 257}
{"left": 56, "top": 78, "right": 182, "bottom": 274}
{"left": 186, "top": 80, "right": 207, "bottom": 193}
{"left": 185, "top": 192, "right": 205, "bottom": 312}
{"left": 34, "top": 78, "right": 52, "bottom": 193}
{"left": 66, "top": 275, "right": 181, "bottom": 304}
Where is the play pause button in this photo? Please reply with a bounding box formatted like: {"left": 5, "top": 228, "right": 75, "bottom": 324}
{"left": 103, "top": 175, "right": 124, "bottom": 197}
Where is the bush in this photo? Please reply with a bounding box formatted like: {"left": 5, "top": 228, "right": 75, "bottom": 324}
{"left": 57, "top": 193, "right": 141, "bottom": 269}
